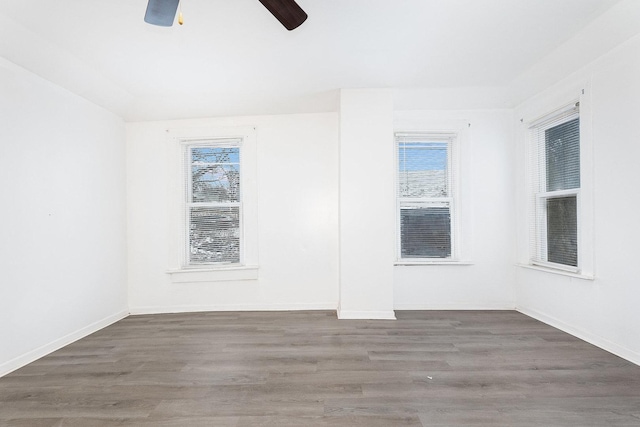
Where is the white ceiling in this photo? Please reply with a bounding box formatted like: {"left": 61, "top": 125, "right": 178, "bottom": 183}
{"left": 0, "top": 0, "right": 621, "bottom": 121}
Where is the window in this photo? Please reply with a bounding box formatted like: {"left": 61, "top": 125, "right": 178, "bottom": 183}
{"left": 529, "top": 103, "right": 580, "bottom": 271}
{"left": 396, "top": 132, "right": 457, "bottom": 261}
{"left": 167, "top": 127, "right": 258, "bottom": 282}
{"left": 186, "top": 140, "right": 242, "bottom": 266}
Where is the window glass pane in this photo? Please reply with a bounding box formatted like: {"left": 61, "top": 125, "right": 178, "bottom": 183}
{"left": 545, "top": 118, "right": 580, "bottom": 191}
{"left": 400, "top": 205, "right": 451, "bottom": 258}
{"left": 398, "top": 142, "right": 448, "bottom": 198}
{"left": 189, "top": 206, "right": 240, "bottom": 264}
{"left": 191, "top": 164, "right": 240, "bottom": 203}
{"left": 546, "top": 196, "right": 577, "bottom": 267}
{"left": 191, "top": 147, "right": 240, "bottom": 164}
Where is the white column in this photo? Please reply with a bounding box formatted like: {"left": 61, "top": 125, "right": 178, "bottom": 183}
{"left": 338, "top": 89, "right": 396, "bottom": 320}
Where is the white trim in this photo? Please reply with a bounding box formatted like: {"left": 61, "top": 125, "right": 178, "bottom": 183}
{"left": 394, "top": 303, "right": 515, "bottom": 310}
{"left": 337, "top": 310, "right": 397, "bottom": 320}
{"left": 536, "top": 188, "right": 580, "bottom": 199}
{"left": 517, "top": 263, "right": 594, "bottom": 280}
{"left": 517, "top": 306, "right": 640, "bottom": 367}
{"left": 528, "top": 102, "right": 579, "bottom": 129}
{"left": 129, "top": 303, "right": 338, "bottom": 315}
{"left": 179, "top": 137, "right": 242, "bottom": 146}
{"left": 0, "top": 310, "right": 129, "bottom": 378}
{"left": 167, "top": 265, "right": 259, "bottom": 282}
{"left": 531, "top": 258, "right": 580, "bottom": 274}
{"left": 394, "top": 260, "right": 473, "bottom": 266}
{"left": 394, "top": 131, "right": 457, "bottom": 139}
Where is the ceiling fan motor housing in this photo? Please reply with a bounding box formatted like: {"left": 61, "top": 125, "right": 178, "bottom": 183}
{"left": 144, "top": 0, "right": 180, "bottom": 27}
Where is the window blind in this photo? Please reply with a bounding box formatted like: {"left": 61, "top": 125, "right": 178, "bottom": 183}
{"left": 396, "top": 133, "right": 454, "bottom": 259}
{"left": 529, "top": 104, "right": 580, "bottom": 269}
{"left": 186, "top": 141, "right": 241, "bottom": 265}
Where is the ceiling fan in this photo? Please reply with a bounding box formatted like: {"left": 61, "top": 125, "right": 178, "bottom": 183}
{"left": 144, "top": 0, "right": 308, "bottom": 30}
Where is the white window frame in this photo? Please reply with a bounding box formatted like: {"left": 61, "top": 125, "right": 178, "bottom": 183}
{"left": 166, "top": 127, "right": 259, "bottom": 283}
{"left": 395, "top": 131, "right": 460, "bottom": 263}
{"left": 533, "top": 191, "right": 581, "bottom": 273}
{"left": 528, "top": 104, "right": 581, "bottom": 273}
{"left": 184, "top": 139, "right": 243, "bottom": 267}
{"left": 521, "top": 85, "right": 594, "bottom": 279}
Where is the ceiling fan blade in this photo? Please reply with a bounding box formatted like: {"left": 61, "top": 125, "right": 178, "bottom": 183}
{"left": 258, "top": 0, "right": 308, "bottom": 31}
{"left": 144, "top": 0, "right": 180, "bottom": 27}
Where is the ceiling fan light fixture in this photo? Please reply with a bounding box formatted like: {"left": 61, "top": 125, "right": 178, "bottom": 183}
{"left": 144, "top": 0, "right": 180, "bottom": 27}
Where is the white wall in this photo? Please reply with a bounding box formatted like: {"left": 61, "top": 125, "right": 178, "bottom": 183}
{"left": 338, "top": 89, "right": 396, "bottom": 319}
{"left": 126, "top": 113, "right": 339, "bottom": 313}
{"left": 0, "top": 58, "right": 128, "bottom": 376}
{"left": 126, "top": 93, "right": 518, "bottom": 316}
{"left": 514, "top": 33, "right": 640, "bottom": 364}
{"left": 393, "top": 109, "right": 516, "bottom": 309}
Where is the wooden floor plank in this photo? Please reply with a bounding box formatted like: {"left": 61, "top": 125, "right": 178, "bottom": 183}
{"left": 1, "top": 310, "right": 639, "bottom": 426}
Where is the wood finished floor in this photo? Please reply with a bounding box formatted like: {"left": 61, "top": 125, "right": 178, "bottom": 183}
{"left": 1, "top": 310, "right": 640, "bottom": 427}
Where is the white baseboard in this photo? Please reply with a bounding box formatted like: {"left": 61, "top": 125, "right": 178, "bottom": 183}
{"left": 0, "top": 310, "right": 129, "bottom": 378}
{"left": 517, "top": 306, "right": 640, "bottom": 367}
{"left": 394, "top": 303, "right": 516, "bottom": 310}
{"left": 337, "top": 310, "right": 397, "bottom": 320}
{"left": 129, "top": 302, "right": 338, "bottom": 315}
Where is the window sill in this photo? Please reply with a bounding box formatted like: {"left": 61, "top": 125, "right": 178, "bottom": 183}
{"left": 517, "top": 263, "right": 594, "bottom": 281}
{"left": 166, "top": 265, "right": 259, "bottom": 283}
{"left": 394, "top": 260, "right": 473, "bottom": 266}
